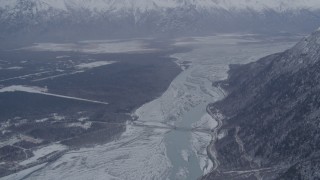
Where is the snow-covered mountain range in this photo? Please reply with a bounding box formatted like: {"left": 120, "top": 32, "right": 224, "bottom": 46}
{"left": 1, "top": 0, "right": 320, "bottom": 41}
{"left": 3, "top": 0, "right": 320, "bottom": 12}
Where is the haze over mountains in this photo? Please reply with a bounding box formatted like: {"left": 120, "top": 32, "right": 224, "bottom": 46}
{"left": 1, "top": 0, "right": 320, "bottom": 43}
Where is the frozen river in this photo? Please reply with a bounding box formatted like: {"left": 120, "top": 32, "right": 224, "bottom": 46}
{"left": 5, "top": 34, "right": 299, "bottom": 180}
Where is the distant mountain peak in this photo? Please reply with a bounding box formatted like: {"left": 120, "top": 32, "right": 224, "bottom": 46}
{"left": 0, "top": 0, "right": 320, "bottom": 42}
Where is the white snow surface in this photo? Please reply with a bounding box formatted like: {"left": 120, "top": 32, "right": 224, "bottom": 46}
{"left": 76, "top": 61, "right": 115, "bottom": 69}
{"left": 0, "top": 85, "right": 48, "bottom": 93}
{"left": 7, "top": 66, "right": 23, "bottom": 70}
{"left": 181, "top": 150, "right": 190, "bottom": 162}
{"left": 78, "top": 117, "right": 89, "bottom": 122}
{"left": 65, "top": 122, "right": 92, "bottom": 130}
{"left": 193, "top": 113, "right": 218, "bottom": 130}
{"left": 4, "top": 163, "right": 48, "bottom": 180}
{"left": 0, "top": 136, "right": 20, "bottom": 148}
{"left": 12, "top": 34, "right": 298, "bottom": 180}
{"left": 35, "top": 118, "right": 49, "bottom": 123}
{"left": 23, "top": 40, "right": 156, "bottom": 54}
{"left": 0, "top": 85, "right": 109, "bottom": 105}
{"left": 176, "top": 167, "right": 189, "bottom": 180}
{"left": 52, "top": 113, "right": 65, "bottom": 121}
{"left": 19, "top": 122, "right": 171, "bottom": 180}
{"left": 19, "top": 144, "right": 67, "bottom": 166}
{"left": 56, "top": 55, "right": 70, "bottom": 59}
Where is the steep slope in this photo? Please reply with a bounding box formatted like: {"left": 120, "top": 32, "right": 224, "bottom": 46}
{"left": 204, "top": 30, "right": 320, "bottom": 179}
{"left": 0, "top": 0, "right": 320, "bottom": 43}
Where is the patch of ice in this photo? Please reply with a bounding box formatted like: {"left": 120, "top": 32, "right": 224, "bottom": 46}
{"left": 66, "top": 122, "right": 92, "bottom": 130}
{"left": 22, "top": 40, "right": 157, "bottom": 54}
{"left": 20, "top": 135, "right": 43, "bottom": 144}
{"left": 0, "top": 85, "right": 48, "bottom": 93}
{"left": 193, "top": 113, "right": 218, "bottom": 130}
{"left": 35, "top": 118, "right": 49, "bottom": 123}
{"left": 217, "top": 130, "right": 227, "bottom": 140}
{"left": 76, "top": 61, "right": 115, "bottom": 69}
{"left": 56, "top": 55, "right": 70, "bottom": 59}
{"left": 176, "top": 167, "right": 189, "bottom": 180}
{"left": 7, "top": 66, "right": 23, "bottom": 70}
{"left": 132, "top": 121, "right": 172, "bottom": 128}
{"left": 56, "top": 69, "right": 65, "bottom": 72}
{"left": 52, "top": 113, "right": 65, "bottom": 121}
{"left": 191, "top": 131, "right": 213, "bottom": 175}
{"left": 181, "top": 149, "right": 190, "bottom": 162}
{"left": 78, "top": 117, "right": 89, "bottom": 122}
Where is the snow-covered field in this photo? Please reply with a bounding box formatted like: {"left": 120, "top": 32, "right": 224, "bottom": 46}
{"left": 3, "top": 34, "right": 298, "bottom": 180}
{"left": 21, "top": 40, "right": 157, "bottom": 54}
{"left": 0, "top": 85, "right": 48, "bottom": 93}
{"left": 0, "top": 85, "right": 109, "bottom": 105}
{"left": 4, "top": 163, "right": 48, "bottom": 180}
{"left": 19, "top": 144, "right": 68, "bottom": 166}
{"left": 7, "top": 66, "right": 23, "bottom": 70}
{"left": 75, "top": 61, "right": 115, "bottom": 69}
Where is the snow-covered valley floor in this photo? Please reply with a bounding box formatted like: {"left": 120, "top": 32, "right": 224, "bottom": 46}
{"left": 3, "top": 34, "right": 299, "bottom": 180}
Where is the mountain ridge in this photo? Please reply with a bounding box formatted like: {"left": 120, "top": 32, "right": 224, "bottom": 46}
{"left": 203, "top": 30, "right": 320, "bottom": 180}
{"left": 0, "top": 0, "right": 320, "bottom": 44}
{"left": 3, "top": 0, "right": 320, "bottom": 12}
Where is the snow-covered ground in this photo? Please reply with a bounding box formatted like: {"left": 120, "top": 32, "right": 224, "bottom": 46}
{"left": 56, "top": 55, "right": 70, "bottom": 59}
{"left": 0, "top": 136, "right": 20, "bottom": 148}
{"left": 75, "top": 61, "right": 115, "bottom": 69}
{"left": 0, "top": 85, "right": 48, "bottom": 93}
{"left": 35, "top": 118, "right": 49, "bottom": 123}
{"left": 0, "top": 71, "right": 51, "bottom": 83}
{"left": 19, "top": 144, "right": 68, "bottom": 166}
{"left": 52, "top": 113, "right": 65, "bottom": 121}
{"left": 181, "top": 150, "right": 190, "bottom": 162}
{"left": 7, "top": 66, "right": 23, "bottom": 70}
{"left": 65, "top": 122, "right": 92, "bottom": 130}
{"left": 22, "top": 40, "right": 157, "bottom": 54}
{"left": 4, "top": 163, "right": 48, "bottom": 180}
{"left": 4, "top": 34, "right": 298, "bottom": 180}
{"left": 193, "top": 113, "right": 218, "bottom": 130}
{"left": 0, "top": 85, "right": 109, "bottom": 105}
